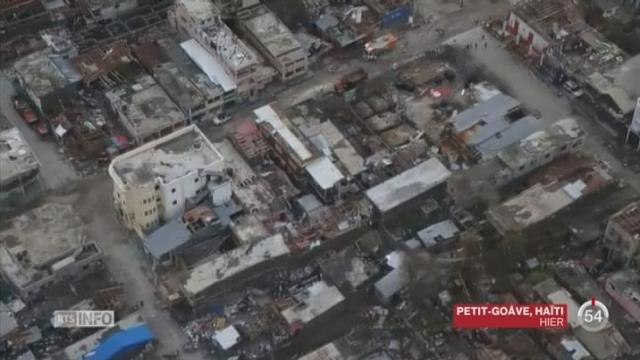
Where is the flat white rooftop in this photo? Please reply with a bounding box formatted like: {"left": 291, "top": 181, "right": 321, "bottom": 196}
{"left": 365, "top": 158, "right": 451, "bottom": 213}
{"left": 281, "top": 280, "right": 345, "bottom": 325}
{"left": 243, "top": 9, "right": 304, "bottom": 59}
{"left": 177, "top": 0, "right": 218, "bottom": 22}
{"left": 184, "top": 233, "right": 289, "bottom": 296}
{"left": 298, "top": 342, "right": 342, "bottom": 360}
{"left": 110, "top": 125, "right": 222, "bottom": 186}
{"left": 254, "top": 104, "right": 312, "bottom": 163}
{"left": 181, "top": 39, "right": 237, "bottom": 92}
{"left": 305, "top": 156, "right": 344, "bottom": 190}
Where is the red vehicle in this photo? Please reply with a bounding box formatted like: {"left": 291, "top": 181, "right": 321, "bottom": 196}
{"left": 32, "top": 121, "right": 49, "bottom": 136}
{"left": 12, "top": 96, "right": 38, "bottom": 124}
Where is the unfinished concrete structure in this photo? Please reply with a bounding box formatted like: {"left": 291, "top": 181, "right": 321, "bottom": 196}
{"left": 253, "top": 103, "right": 313, "bottom": 174}
{"left": 0, "top": 126, "right": 41, "bottom": 205}
{"left": 132, "top": 42, "right": 226, "bottom": 124}
{"left": 448, "top": 117, "right": 585, "bottom": 205}
{"left": 182, "top": 233, "right": 290, "bottom": 305}
{"left": 105, "top": 75, "right": 187, "bottom": 144}
{"left": 0, "top": 203, "right": 104, "bottom": 300}
{"left": 108, "top": 125, "right": 224, "bottom": 236}
{"left": 239, "top": 4, "right": 308, "bottom": 80}
{"left": 14, "top": 51, "right": 82, "bottom": 115}
{"left": 171, "top": 0, "right": 274, "bottom": 101}
{"left": 604, "top": 201, "right": 640, "bottom": 267}
{"left": 487, "top": 163, "right": 613, "bottom": 236}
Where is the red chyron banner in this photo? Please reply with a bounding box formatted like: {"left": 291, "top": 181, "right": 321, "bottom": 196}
{"left": 453, "top": 304, "right": 568, "bottom": 329}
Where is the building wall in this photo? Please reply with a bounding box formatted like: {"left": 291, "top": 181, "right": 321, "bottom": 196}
{"left": 604, "top": 219, "right": 639, "bottom": 264}
{"left": 505, "top": 12, "right": 550, "bottom": 56}
{"left": 170, "top": 1, "right": 269, "bottom": 100}
{"left": 109, "top": 127, "right": 225, "bottom": 235}
{"left": 113, "top": 181, "right": 160, "bottom": 233}
{"left": 15, "top": 245, "right": 104, "bottom": 300}
{"left": 603, "top": 276, "right": 640, "bottom": 324}
{"left": 240, "top": 18, "right": 308, "bottom": 80}
{"left": 230, "top": 121, "right": 269, "bottom": 160}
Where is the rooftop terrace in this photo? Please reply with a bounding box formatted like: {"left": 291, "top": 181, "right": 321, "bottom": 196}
{"left": 110, "top": 125, "right": 223, "bottom": 186}
{"left": 243, "top": 6, "right": 304, "bottom": 59}
{"left": 105, "top": 75, "right": 186, "bottom": 141}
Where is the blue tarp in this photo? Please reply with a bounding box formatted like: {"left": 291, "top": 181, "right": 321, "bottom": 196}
{"left": 84, "top": 324, "right": 155, "bottom": 360}
{"left": 382, "top": 5, "right": 411, "bottom": 27}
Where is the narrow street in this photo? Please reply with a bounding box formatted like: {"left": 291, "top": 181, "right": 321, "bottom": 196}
{"left": 0, "top": 77, "right": 78, "bottom": 192}
{"left": 70, "top": 176, "right": 207, "bottom": 360}
{"left": 447, "top": 27, "right": 640, "bottom": 193}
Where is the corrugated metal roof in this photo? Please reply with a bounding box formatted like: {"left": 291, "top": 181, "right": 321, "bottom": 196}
{"left": 254, "top": 104, "right": 313, "bottom": 162}
{"left": 453, "top": 93, "right": 521, "bottom": 132}
{"left": 365, "top": 158, "right": 451, "bottom": 213}
{"left": 417, "top": 220, "right": 460, "bottom": 248}
{"left": 475, "top": 115, "right": 543, "bottom": 158}
{"left": 305, "top": 156, "right": 344, "bottom": 190}
{"left": 84, "top": 324, "right": 155, "bottom": 360}
{"left": 374, "top": 268, "right": 410, "bottom": 299}
{"left": 180, "top": 39, "right": 237, "bottom": 92}
{"left": 144, "top": 218, "right": 192, "bottom": 259}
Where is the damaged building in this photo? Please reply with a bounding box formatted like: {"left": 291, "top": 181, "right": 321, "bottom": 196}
{"left": 13, "top": 50, "right": 82, "bottom": 115}
{"left": 182, "top": 233, "right": 290, "bottom": 305}
{"left": 132, "top": 42, "right": 226, "bottom": 124}
{"left": 365, "top": 157, "right": 451, "bottom": 216}
{"left": 0, "top": 125, "right": 41, "bottom": 207}
{"left": 105, "top": 74, "right": 187, "bottom": 144}
{"left": 108, "top": 125, "right": 225, "bottom": 236}
{"left": 444, "top": 93, "right": 543, "bottom": 163}
{"left": 253, "top": 103, "right": 346, "bottom": 204}
{"left": 603, "top": 201, "right": 640, "bottom": 267}
{"left": 448, "top": 117, "right": 585, "bottom": 205}
{"left": 0, "top": 203, "right": 104, "bottom": 300}
{"left": 238, "top": 4, "right": 308, "bottom": 80}
{"left": 487, "top": 160, "right": 613, "bottom": 236}
{"left": 171, "top": 0, "right": 275, "bottom": 102}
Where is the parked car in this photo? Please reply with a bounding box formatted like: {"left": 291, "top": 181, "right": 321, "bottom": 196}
{"left": 32, "top": 121, "right": 49, "bottom": 136}
{"left": 12, "top": 96, "right": 38, "bottom": 124}
{"left": 563, "top": 80, "right": 584, "bottom": 97}
{"left": 213, "top": 113, "right": 231, "bottom": 125}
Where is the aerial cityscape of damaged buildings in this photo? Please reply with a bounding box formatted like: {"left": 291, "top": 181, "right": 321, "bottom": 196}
{"left": 0, "top": 0, "right": 639, "bottom": 359}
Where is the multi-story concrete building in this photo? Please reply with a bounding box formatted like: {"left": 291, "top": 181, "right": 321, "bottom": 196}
{"left": 14, "top": 50, "right": 82, "bottom": 115}
{"left": 105, "top": 75, "right": 187, "bottom": 144}
{"left": 108, "top": 125, "right": 224, "bottom": 236}
{"left": 170, "top": 0, "right": 274, "bottom": 102}
{"left": 229, "top": 119, "right": 269, "bottom": 160}
{"left": 132, "top": 42, "right": 225, "bottom": 124}
{"left": 448, "top": 117, "right": 584, "bottom": 205}
{"left": 0, "top": 203, "right": 104, "bottom": 300}
{"left": 0, "top": 122, "right": 41, "bottom": 208}
{"left": 604, "top": 201, "right": 640, "bottom": 267}
{"left": 603, "top": 270, "right": 640, "bottom": 324}
{"left": 238, "top": 4, "right": 308, "bottom": 80}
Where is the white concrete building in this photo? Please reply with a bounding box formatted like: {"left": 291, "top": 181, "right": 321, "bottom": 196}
{"left": 170, "top": 0, "right": 274, "bottom": 101}
{"left": 108, "top": 125, "right": 224, "bottom": 236}
{"left": 239, "top": 4, "right": 308, "bottom": 80}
